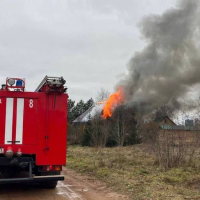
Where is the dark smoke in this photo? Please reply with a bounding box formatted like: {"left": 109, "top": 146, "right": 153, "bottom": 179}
{"left": 118, "top": 0, "right": 200, "bottom": 114}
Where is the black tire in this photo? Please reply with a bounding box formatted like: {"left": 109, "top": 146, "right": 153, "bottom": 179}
{"left": 38, "top": 172, "right": 60, "bottom": 189}
{"left": 40, "top": 181, "right": 58, "bottom": 189}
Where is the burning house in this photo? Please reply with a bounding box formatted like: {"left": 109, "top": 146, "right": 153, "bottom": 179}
{"left": 73, "top": 87, "right": 124, "bottom": 123}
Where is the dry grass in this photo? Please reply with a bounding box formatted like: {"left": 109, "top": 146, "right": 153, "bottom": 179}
{"left": 67, "top": 144, "right": 200, "bottom": 200}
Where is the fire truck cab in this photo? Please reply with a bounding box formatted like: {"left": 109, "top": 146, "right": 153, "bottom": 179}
{"left": 0, "top": 76, "right": 68, "bottom": 188}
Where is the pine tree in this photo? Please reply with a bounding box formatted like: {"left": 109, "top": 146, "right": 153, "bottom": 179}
{"left": 67, "top": 99, "right": 75, "bottom": 122}
{"left": 84, "top": 98, "right": 94, "bottom": 111}
{"left": 69, "top": 98, "right": 94, "bottom": 122}
{"left": 73, "top": 100, "right": 85, "bottom": 119}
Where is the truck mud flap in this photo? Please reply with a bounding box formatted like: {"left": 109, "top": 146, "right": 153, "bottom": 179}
{"left": 0, "top": 175, "right": 64, "bottom": 184}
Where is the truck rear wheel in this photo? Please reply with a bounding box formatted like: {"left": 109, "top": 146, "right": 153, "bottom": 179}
{"left": 41, "top": 181, "right": 58, "bottom": 189}
{"left": 38, "top": 171, "right": 60, "bottom": 189}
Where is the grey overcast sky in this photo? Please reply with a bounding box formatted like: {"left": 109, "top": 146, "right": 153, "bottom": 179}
{"left": 0, "top": 0, "right": 176, "bottom": 102}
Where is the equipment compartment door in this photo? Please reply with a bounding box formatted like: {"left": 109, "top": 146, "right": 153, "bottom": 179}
{"left": 23, "top": 98, "right": 38, "bottom": 145}
{"left": 0, "top": 98, "right": 38, "bottom": 145}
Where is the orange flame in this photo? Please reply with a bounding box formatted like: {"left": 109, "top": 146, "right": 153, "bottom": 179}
{"left": 102, "top": 87, "right": 123, "bottom": 119}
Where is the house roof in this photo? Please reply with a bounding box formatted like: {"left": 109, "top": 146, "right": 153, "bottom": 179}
{"left": 154, "top": 115, "right": 176, "bottom": 125}
{"left": 73, "top": 103, "right": 104, "bottom": 123}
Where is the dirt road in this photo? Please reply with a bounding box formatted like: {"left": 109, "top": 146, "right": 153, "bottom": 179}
{"left": 0, "top": 167, "right": 129, "bottom": 200}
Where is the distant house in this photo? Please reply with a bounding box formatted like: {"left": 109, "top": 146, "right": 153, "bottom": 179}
{"left": 154, "top": 115, "right": 177, "bottom": 126}
{"left": 153, "top": 115, "right": 198, "bottom": 131}
{"left": 73, "top": 103, "right": 104, "bottom": 124}
{"left": 148, "top": 115, "right": 200, "bottom": 145}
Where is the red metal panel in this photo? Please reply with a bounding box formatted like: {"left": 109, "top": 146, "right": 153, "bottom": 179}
{"left": 47, "top": 94, "right": 67, "bottom": 165}
{"left": 0, "top": 97, "right": 6, "bottom": 144}
{"left": 36, "top": 93, "right": 67, "bottom": 165}
{"left": 23, "top": 98, "right": 38, "bottom": 145}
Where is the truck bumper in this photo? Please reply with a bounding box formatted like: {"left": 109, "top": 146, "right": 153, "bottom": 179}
{"left": 0, "top": 158, "right": 64, "bottom": 184}
{"left": 0, "top": 175, "right": 64, "bottom": 184}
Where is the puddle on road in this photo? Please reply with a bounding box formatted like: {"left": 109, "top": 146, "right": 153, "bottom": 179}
{"left": 56, "top": 182, "right": 83, "bottom": 200}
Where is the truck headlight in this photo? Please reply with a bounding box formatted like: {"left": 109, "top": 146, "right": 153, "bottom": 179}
{"left": 6, "top": 147, "right": 13, "bottom": 158}
{"left": 8, "top": 78, "right": 15, "bottom": 86}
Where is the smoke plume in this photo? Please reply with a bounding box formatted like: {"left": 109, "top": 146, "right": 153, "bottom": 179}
{"left": 118, "top": 0, "right": 200, "bottom": 114}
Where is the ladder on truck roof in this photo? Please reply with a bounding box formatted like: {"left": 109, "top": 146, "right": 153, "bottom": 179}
{"left": 35, "top": 76, "right": 66, "bottom": 92}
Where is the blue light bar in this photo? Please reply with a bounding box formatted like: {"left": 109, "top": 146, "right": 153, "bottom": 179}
{"left": 16, "top": 80, "right": 23, "bottom": 87}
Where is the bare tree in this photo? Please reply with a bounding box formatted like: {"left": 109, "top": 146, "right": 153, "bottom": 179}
{"left": 112, "top": 105, "right": 137, "bottom": 146}
{"left": 67, "top": 122, "right": 84, "bottom": 145}
{"left": 90, "top": 113, "right": 109, "bottom": 147}
{"left": 96, "top": 88, "right": 110, "bottom": 102}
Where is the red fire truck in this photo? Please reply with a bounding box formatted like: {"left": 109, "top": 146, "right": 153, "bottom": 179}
{"left": 0, "top": 76, "right": 68, "bottom": 188}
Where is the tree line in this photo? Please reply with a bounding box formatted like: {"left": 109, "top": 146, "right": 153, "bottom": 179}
{"left": 68, "top": 98, "right": 94, "bottom": 122}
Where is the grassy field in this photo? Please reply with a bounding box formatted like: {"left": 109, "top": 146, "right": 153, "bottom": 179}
{"left": 67, "top": 145, "right": 200, "bottom": 200}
